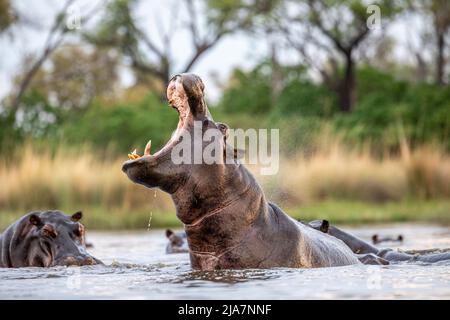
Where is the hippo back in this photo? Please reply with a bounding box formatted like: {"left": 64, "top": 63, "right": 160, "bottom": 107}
{"left": 295, "top": 221, "right": 361, "bottom": 267}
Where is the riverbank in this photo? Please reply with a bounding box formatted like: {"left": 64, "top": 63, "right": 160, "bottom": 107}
{"left": 1, "top": 200, "right": 449, "bottom": 230}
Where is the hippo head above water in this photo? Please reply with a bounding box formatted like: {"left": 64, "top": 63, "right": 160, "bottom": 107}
{"left": 165, "top": 229, "right": 189, "bottom": 254}
{"left": 0, "top": 210, "right": 101, "bottom": 268}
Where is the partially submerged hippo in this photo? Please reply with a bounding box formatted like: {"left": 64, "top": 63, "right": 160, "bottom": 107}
{"left": 0, "top": 211, "right": 101, "bottom": 268}
{"left": 165, "top": 229, "right": 189, "bottom": 254}
{"left": 308, "top": 219, "right": 450, "bottom": 264}
{"left": 372, "top": 234, "right": 403, "bottom": 245}
{"left": 122, "top": 73, "right": 359, "bottom": 270}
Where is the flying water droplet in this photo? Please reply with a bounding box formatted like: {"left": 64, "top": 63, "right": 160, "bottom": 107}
{"left": 147, "top": 211, "right": 153, "bottom": 231}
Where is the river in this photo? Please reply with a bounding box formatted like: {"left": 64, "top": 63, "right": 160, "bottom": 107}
{"left": 1, "top": 223, "right": 449, "bottom": 299}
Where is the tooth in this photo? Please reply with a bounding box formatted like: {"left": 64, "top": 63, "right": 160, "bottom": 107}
{"left": 128, "top": 149, "right": 141, "bottom": 160}
{"left": 144, "top": 140, "right": 152, "bottom": 155}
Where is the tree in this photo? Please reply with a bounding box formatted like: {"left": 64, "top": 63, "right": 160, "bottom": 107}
{"left": 209, "top": 0, "right": 283, "bottom": 106}
{"left": 406, "top": 0, "right": 450, "bottom": 85}
{"left": 275, "top": 0, "right": 402, "bottom": 112}
{"left": 7, "top": 0, "right": 104, "bottom": 113}
{"left": 0, "top": 0, "right": 15, "bottom": 32}
{"left": 427, "top": 0, "right": 450, "bottom": 85}
{"left": 16, "top": 46, "right": 121, "bottom": 110}
{"left": 86, "top": 0, "right": 271, "bottom": 97}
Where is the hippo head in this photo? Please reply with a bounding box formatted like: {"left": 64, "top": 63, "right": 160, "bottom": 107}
{"left": 14, "top": 211, "right": 101, "bottom": 267}
{"left": 165, "top": 229, "right": 189, "bottom": 254}
{"left": 122, "top": 74, "right": 243, "bottom": 224}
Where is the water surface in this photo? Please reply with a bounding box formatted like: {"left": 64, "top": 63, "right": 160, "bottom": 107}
{"left": 1, "top": 224, "right": 449, "bottom": 299}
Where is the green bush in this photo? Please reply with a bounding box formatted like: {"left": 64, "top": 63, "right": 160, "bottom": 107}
{"left": 277, "top": 80, "right": 338, "bottom": 117}
{"left": 218, "top": 64, "right": 272, "bottom": 114}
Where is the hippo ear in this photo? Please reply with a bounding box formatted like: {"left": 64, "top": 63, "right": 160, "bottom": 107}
{"left": 166, "top": 229, "right": 174, "bottom": 238}
{"left": 71, "top": 211, "right": 83, "bottom": 222}
{"left": 320, "top": 220, "right": 329, "bottom": 233}
{"left": 29, "top": 214, "right": 42, "bottom": 226}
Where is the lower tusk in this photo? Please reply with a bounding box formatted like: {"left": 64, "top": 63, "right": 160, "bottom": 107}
{"left": 144, "top": 140, "right": 152, "bottom": 156}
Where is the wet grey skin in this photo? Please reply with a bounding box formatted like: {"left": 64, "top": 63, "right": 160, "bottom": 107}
{"left": 166, "top": 226, "right": 388, "bottom": 265}
{"left": 164, "top": 226, "right": 388, "bottom": 265}
{"left": 307, "top": 219, "right": 450, "bottom": 264}
{"left": 0, "top": 210, "right": 102, "bottom": 268}
{"left": 122, "top": 73, "right": 360, "bottom": 270}
{"left": 165, "top": 229, "right": 189, "bottom": 254}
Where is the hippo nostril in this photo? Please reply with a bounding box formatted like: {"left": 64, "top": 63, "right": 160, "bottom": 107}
{"left": 59, "top": 256, "right": 96, "bottom": 266}
{"left": 122, "top": 160, "right": 141, "bottom": 173}
{"left": 83, "top": 257, "right": 95, "bottom": 265}
{"left": 122, "top": 162, "right": 131, "bottom": 173}
{"left": 62, "top": 256, "right": 79, "bottom": 266}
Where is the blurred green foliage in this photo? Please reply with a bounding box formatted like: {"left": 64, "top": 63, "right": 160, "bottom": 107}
{"left": 216, "top": 64, "right": 450, "bottom": 153}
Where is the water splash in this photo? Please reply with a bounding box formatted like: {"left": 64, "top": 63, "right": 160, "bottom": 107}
{"left": 146, "top": 190, "right": 157, "bottom": 231}
{"left": 147, "top": 211, "right": 153, "bottom": 231}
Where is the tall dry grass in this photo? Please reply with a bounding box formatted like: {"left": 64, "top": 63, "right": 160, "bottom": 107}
{"left": 254, "top": 142, "right": 450, "bottom": 206}
{"left": 0, "top": 145, "right": 174, "bottom": 212}
{"left": 0, "top": 142, "right": 449, "bottom": 228}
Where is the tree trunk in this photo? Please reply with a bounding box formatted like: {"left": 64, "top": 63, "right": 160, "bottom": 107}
{"left": 337, "top": 52, "right": 356, "bottom": 112}
{"left": 436, "top": 31, "right": 445, "bottom": 86}
{"left": 270, "top": 42, "right": 283, "bottom": 107}
{"left": 415, "top": 52, "right": 427, "bottom": 83}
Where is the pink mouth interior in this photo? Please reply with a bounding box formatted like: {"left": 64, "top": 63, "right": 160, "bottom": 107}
{"left": 150, "top": 78, "right": 191, "bottom": 158}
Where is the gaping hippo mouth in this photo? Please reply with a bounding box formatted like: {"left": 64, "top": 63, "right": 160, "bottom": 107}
{"left": 122, "top": 74, "right": 199, "bottom": 169}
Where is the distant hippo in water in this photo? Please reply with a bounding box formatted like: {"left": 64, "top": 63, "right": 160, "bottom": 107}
{"left": 372, "top": 234, "right": 403, "bottom": 245}
{"left": 0, "top": 211, "right": 101, "bottom": 268}
{"left": 165, "top": 229, "right": 189, "bottom": 254}
{"left": 307, "top": 219, "right": 450, "bottom": 264}
{"left": 122, "top": 73, "right": 359, "bottom": 270}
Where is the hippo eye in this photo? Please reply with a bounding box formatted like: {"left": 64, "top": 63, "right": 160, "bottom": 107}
{"left": 42, "top": 225, "right": 57, "bottom": 239}
{"left": 73, "top": 223, "right": 84, "bottom": 238}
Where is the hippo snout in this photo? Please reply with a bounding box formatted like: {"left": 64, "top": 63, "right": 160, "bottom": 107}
{"left": 121, "top": 157, "right": 158, "bottom": 187}
{"left": 122, "top": 160, "right": 135, "bottom": 173}
{"left": 122, "top": 159, "right": 145, "bottom": 178}
{"left": 122, "top": 161, "right": 140, "bottom": 184}
{"left": 55, "top": 255, "right": 101, "bottom": 266}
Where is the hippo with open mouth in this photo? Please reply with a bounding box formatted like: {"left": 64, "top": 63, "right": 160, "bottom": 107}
{"left": 0, "top": 210, "right": 101, "bottom": 268}
{"left": 122, "top": 73, "right": 360, "bottom": 270}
